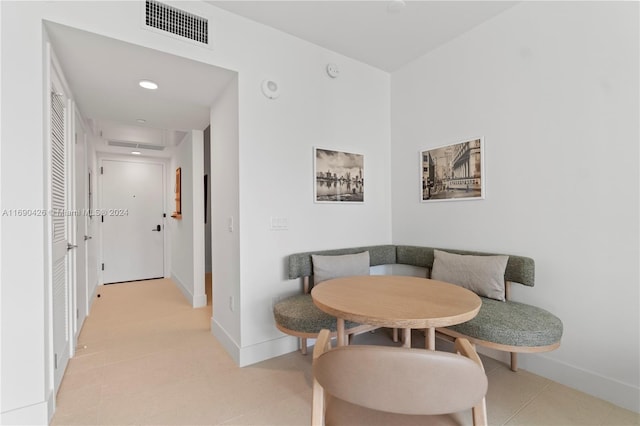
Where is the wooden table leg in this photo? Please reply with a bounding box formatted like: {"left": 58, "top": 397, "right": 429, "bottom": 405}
{"left": 426, "top": 327, "right": 435, "bottom": 350}
{"left": 337, "top": 318, "right": 346, "bottom": 346}
{"left": 402, "top": 328, "right": 411, "bottom": 348}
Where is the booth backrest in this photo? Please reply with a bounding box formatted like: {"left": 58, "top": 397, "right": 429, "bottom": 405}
{"left": 287, "top": 244, "right": 535, "bottom": 287}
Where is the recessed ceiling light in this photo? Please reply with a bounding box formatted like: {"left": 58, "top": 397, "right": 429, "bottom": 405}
{"left": 131, "top": 151, "right": 142, "bottom": 155}
{"left": 138, "top": 80, "right": 158, "bottom": 90}
{"left": 136, "top": 119, "right": 147, "bottom": 124}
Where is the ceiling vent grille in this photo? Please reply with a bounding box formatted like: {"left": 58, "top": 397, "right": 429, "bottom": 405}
{"left": 145, "top": 0, "right": 208, "bottom": 45}
{"left": 108, "top": 140, "right": 166, "bottom": 151}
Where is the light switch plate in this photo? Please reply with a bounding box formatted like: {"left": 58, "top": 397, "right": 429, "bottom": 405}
{"left": 270, "top": 216, "right": 289, "bottom": 230}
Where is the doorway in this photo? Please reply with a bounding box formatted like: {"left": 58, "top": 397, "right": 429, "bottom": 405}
{"left": 100, "top": 159, "right": 165, "bottom": 284}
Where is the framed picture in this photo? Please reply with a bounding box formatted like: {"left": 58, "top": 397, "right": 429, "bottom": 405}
{"left": 420, "top": 137, "right": 484, "bottom": 202}
{"left": 314, "top": 147, "right": 364, "bottom": 203}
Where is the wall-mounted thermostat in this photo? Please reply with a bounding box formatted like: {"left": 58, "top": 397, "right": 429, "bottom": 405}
{"left": 326, "top": 63, "right": 340, "bottom": 78}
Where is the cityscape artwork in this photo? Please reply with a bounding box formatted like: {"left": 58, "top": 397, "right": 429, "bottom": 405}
{"left": 421, "top": 138, "right": 484, "bottom": 202}
{"left": 314, "top": 147, "right": 364, "bottom": 203}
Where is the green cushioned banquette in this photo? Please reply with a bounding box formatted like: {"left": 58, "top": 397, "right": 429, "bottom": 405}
{"left": 279, "top": 244, "right": 561, "bottom": 368}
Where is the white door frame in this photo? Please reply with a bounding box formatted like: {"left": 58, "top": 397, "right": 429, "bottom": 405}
{"left": 45, "top": 44, "right": 76, "bottom": 400}
{"left": 96, "top": 154, "right": 169, "bottom": 285}
{"left": 73, "top": 109, "right": 89, "bottom": 336}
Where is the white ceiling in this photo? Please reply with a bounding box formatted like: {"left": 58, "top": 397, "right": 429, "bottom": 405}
{"left": 44, "top": 1, "right": 516, "bottom": 156}
{"left": 45, "top": 21, "right": 236, "bottom": 155}
{"left": 208, "top": 1, "right": 518, "bottom": 72}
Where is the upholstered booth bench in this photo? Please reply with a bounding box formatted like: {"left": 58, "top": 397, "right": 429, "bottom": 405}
{"left": 273, "top": 245, "right": 562, "bottom": 371}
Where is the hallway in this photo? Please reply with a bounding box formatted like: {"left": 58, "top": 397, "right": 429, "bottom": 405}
{"left": 52, "top": 279, "right": 310, "bottom": 425}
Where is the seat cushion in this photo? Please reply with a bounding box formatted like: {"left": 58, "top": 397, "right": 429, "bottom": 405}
{"left": 446, "top": 297, "right": 563, "bottom": 348}
{"left": 273, "top": 294, "right": 361, "bottom": 334}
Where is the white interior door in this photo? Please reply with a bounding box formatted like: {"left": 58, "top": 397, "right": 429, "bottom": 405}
{"left": 50, "top": 72, "right": 71, "bottom": 393}
{"left": 101, "top": 160, "right": 165, "bottom": 283}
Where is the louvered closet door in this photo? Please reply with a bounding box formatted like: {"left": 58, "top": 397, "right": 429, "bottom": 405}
{"left": 51, "top": 80, "right": 71, "bottom": 393}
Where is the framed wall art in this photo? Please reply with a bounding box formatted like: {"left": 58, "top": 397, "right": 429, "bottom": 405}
{"left": 314, "top": 147, "right": 364, "bottom": 203}
{"left": 420, "top": 137, "right": 484, "bottom": 202}
{"left": 171, "top": 167, "right": 182, "bottom": 218}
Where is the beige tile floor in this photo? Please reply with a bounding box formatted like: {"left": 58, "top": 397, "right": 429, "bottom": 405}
{"left": 52, "top": 278, "right": 639, "bottom": 426}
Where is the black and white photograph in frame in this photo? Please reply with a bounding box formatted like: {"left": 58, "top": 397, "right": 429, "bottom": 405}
{"left": 421, "top": 138, "right": 484, "bottom": 202}
{"left": 314, "top": 147, "right": 364, "bottom": 203}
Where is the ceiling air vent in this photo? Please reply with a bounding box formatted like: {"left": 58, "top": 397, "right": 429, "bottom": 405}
{"left": 145, "top": 0, "right": 208, "bottom": 45}
{"left": 108, "top": 140, "right": 166, "bottom": 151}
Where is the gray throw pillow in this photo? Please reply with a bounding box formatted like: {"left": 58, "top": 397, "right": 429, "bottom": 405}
{"left": 431, "top": 249, "right": 509, "bottom": 301}
{"left": 312, "top": 251, "right": 370, "bottom": 285}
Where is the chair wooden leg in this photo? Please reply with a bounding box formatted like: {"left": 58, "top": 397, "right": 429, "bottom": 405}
{"left": 472, "top": 398, "right": 488, "bottom": 426}
{"left": 510, "top": 352, "right": 518, "bottom": 371}
{"left": 301, "top": 337, "right": 308, "bottom": 355}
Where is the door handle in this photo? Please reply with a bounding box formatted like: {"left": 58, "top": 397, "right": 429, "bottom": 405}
{"left": 67, "top": 243, "right": 78, "bottom": 251}
{"left": 84, "top": 235, "right": 92, "bottom": 241}
{"left": 152, "top": 225, "right": 162, "bottom": 232}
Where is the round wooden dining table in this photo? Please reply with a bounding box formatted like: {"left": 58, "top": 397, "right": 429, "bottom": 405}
{"left": 311, "top": 275, "right": 481, "bottom": 349}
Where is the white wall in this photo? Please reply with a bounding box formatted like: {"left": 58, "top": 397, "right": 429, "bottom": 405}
{"left": 236, "top": 36, "right": 391, "bottom": 366}
{"left": 169, "top": 131, "right": 205, "bottom": 308}
{"left": 390, "top": 1, "right": 639, "bottom": 412}
{"left": 210, "top": 76, "right": 241, "bottom": 356}
{"left": 1, "top": 2, "right": 49, "bottom": 422}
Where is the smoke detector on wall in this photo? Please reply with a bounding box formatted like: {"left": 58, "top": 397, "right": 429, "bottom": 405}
{"left": 326, "top": 63, "right": 340, "bottom": 78}
{"left": 261, "top": 79, "right": 280, "bottom": 99}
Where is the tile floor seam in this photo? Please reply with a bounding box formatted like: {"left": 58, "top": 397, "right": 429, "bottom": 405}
{"left": 499, "top": 379, "right": 554, "bottom": 425}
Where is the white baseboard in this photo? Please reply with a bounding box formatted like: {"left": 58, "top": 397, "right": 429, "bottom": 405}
{"left": 171, "top": 273, "right": 207, "bottom": 308}
{"left": 0, "top": 400, "right": 48, "bottom": 425}
{"left": 171, "top": 272, "right": 193, "bottom": 305}
{"left": 193, "top": 293, "right": 207, "bottom": 308}
{"left": 210, "top": 318, "right": 299, "bottom": 367}
{"left": 520, "top": 353, "right": 639, "bottom": 413}
{"left": 438, "top": 336, "right": 639, "bottom": 414}
{"left": 238, "top": 334, "right": 299, "bottom": 367}
{"left": 211, "top": 317, "right": 240, "bottom": 365}
{"left": 47, "top": 388, "right": 55, "bottom": 423}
